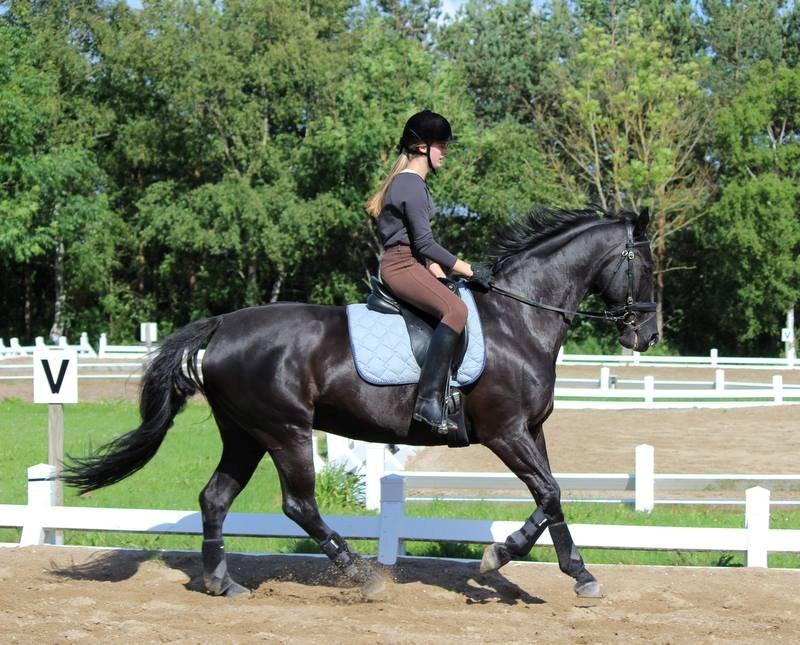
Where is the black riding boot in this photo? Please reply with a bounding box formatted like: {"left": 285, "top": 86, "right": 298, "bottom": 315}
{"left": 413, "top": 323, "right": 461, "bottom": 434}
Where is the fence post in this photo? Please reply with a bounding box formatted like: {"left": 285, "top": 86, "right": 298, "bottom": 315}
{"left": 365, "top": 444, "right": 385, "bottom": 511}
{"left": 644, "top": 375, "right": 655, "bottom": 405}
{"left": 715, "top": 369, "right": 725, "bottom": 392}
{"left": 635, "top": 444, "right": 655, "bottom": 512}
{"left": 377, "top": 474, "right": 405, "bottom": 565}
{"left": 311, "top": 434, "right": 325, "bottom": 472}
{"left": 772, "top": 375, "right": 783, "bottom": 404}
{"left": 98, "top": 333, "right": 108, "bottom": 358}
{"left": 785, "top": 307, "right": 796, "bottom": 368}
{"left": 745, "top": 486, "right": 770, "bottom": 568}
{"left": 556, "top": 346, "right": 564, "bottom": 365}
{"left": 78, "top": 332, "right": 96, "bottom": 357}
{"left": 20, "top": 463, "right": 58, "bottom": 546}
{"left": 633, "top": 350, "right": 641, "bottom": 366}
{"left": 710, "top": 348, "right": 718, "bottom": 367}
{"left": 325, "top": 434, "right": 350, "bottom": 467}
{"left": 599, "top": 367, "right": 610, "bottom": 391}
{"left": 10, "top": 338, "right": 23, "bottom": 356}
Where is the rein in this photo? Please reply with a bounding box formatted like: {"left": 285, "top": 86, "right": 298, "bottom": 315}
{"left": 486, "top": 219, "right": 657, "bottom": 327}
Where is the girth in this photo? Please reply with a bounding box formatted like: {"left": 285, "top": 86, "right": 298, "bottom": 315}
{"left": 366, "top": 275, "right": 468, "bottom": 370}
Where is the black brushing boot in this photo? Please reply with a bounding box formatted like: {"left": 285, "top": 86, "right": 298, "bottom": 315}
{"left": 202, "top": 538, "right": 250, "bottom": 597}
{"left": 413, "top": 323, "right": 462, "bottom": 434}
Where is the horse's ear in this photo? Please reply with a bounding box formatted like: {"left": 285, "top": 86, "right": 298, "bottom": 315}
{"left": 634, "top": 207, "right": 650, "bottom": 236}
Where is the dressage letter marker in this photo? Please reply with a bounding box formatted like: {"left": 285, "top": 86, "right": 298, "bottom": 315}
{"left": 33, "top": 348, "right": 77, "bottom": 543}
{"left": 34, "top": 349, "right": 78, "bottom": 404}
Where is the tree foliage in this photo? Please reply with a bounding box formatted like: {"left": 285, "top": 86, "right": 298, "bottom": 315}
{"left": 0, "top": 0, "right": 797, "bottom": 355}
{"left": 671, "top": 62, "right": 800, "bottom": 353}
{"left": 543, "top": 11, "right": 710, "bottom": 332}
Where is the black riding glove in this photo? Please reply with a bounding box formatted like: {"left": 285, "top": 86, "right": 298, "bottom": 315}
{"left": 468, "top": 263, "right": 493, "bottom": 292}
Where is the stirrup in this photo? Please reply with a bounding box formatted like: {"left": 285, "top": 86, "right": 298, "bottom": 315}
{"left": 412, "top": 406, "right": 451, "bottom": 435}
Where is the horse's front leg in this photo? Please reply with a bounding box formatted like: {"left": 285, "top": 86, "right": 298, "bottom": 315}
{"left": 481, "top": 422, "right": 603, "bottom": 598}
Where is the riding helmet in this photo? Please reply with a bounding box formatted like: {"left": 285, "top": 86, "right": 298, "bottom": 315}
{"left": 398, "top": 110, "right": 456, "bottom": 172}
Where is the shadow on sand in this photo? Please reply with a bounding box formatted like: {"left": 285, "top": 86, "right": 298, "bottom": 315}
{"left": 49, "top": 548, "right": 545, "bottom": 606}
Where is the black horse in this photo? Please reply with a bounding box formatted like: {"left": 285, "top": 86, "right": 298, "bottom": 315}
{"left": 63, "top": 206, "right": 658, "bottom": 600}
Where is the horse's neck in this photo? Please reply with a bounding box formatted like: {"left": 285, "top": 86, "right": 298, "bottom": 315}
{"left": 485, "top": 223, "right": 618, "bottom": 357}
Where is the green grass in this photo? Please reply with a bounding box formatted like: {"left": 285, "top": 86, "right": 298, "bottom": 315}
{"left": 0, "top": 398, "right": 315, "bottom": 553}
{"left": 1, "top": 399, "right": 798, "bottom": 567}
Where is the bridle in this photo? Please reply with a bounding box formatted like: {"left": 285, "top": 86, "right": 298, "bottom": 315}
{"left": 486, "top": 219, "right": 658, "bottom": 328}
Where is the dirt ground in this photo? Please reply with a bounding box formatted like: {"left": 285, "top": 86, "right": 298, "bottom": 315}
{"left": 1, "top": 365, "right": 799, "bottom": 643}
{"left": 0, "top": 546, "right": 798, "bottom": 644}
{"left": 407, "top": 405, "right": 800, "bottom": 475}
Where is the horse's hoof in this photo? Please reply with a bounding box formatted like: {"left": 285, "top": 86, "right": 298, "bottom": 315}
{"left": 222, "top": 579, "right": 251, "bottom": 598}
{"left": 480, "top": 543, "right": 510, "bottom": 575}
{"left": 361, "top": 571, "right": 389, "bottom": 601}
{"left": 574, "top": 579, "right": 604, "bottom": 598}
{"left": 205, "top": 572, "right": 250, "bottom": 598}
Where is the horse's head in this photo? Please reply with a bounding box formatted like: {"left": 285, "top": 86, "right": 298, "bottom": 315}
{"left": 592, "top": 210, "right": 659, "bottom": 352}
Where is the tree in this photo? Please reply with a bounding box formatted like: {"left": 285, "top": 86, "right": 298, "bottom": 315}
{"left": 698, "top": 0, "right": 786, "bottom": 96}
{"left": 374, "top": 0, "right": 442, "bottom": 41}
{"left": 783, "top": 2, "right": 800, "bottom": 68}
{"left": 91, "top": 0, "right": 362, "bottom": 318}
{"left": 544, "top": 11, "right": 710, "bottom": 335}
{"left": 0, "top": 2, "right": 118, "bottom": 341}
{"left": 437, "top": 0, "right": 579, "bottom": 124}
{"left": 575, "top": 0, "right": 701, "bottom": 62}
{"left": 672, "top": 62, "right": 800, "bottom": 353}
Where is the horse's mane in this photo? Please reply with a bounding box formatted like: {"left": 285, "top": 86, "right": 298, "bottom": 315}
{"left": 490, "top": 204, "right": 629, "bottom": 269}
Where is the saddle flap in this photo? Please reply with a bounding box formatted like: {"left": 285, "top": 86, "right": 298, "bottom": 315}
{"left": 346, "top": 285, "right": 486, "bottom": 388}
{"left": 367, "top": 275, "right": 467, "bottom": 370}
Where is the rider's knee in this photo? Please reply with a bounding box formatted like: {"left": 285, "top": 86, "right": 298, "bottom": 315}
{"left": 443, "top": 299, "right": 468, "bottom": 333}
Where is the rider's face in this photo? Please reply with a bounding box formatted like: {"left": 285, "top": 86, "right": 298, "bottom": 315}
{"left": 427, "top": 141, "right": 448, "bottom": 168}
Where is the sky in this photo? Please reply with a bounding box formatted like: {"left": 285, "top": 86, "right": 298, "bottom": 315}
{"left": 440, "top": 0, "right": 468, "bottom": 19}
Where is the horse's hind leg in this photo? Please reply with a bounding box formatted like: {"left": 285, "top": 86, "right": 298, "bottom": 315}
{"left": 481, "top": 422, "right": 603, "bottom": 598}
{"left": 269, "top": 429, "right": 385, "bottom": 597}
{"left": 199, "top": 422, "right": 266, "bottom": 597}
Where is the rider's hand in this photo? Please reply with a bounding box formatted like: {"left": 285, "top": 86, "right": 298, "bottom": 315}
{"left": 467, "top": 263, "right": 493, "bottom": 292}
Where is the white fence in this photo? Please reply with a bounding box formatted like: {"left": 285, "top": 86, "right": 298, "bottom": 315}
{"left": 3, "top": 335, "right": 797, "bottom": 369}
{"left": 0, "top": 334, "right": 98, "bottom": 359}
{"left": 0, "top": 360, "right": 148, "bottom": 382}
{"left": 0, "top": 331, "right": 154, "bottom": 360}
{"left": 2, "top": 356, "right": 797, "bottom": 407}
{"left": 554, "top": 370, "right": 800, "bottom": 409}
{"left": 2, "top": 463, "right": 798, "bottom": 568}
{"left": 557, "top": 347, "right": 797, "bottom": 370}
{"left": 352, "top": 443, "right": 800, "bottom": 511}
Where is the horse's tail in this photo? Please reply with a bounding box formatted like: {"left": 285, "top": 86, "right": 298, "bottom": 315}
{"left": 61, "top": 316, "right": 223, "bottom": 494}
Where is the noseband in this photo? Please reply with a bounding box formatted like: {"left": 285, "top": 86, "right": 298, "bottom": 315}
{"left": 487, "top": 219, "right": 657, "bottom": 327}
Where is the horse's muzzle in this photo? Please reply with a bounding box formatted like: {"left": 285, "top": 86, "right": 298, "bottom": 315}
{"left": 619, "top": 328, "right": 659, "bottom": 352}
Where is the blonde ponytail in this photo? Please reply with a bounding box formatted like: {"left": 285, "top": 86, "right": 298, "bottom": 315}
{"left": 365, "top": 153, "right": 410, "bottom": 218}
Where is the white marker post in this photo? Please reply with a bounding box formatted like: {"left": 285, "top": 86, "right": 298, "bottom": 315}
{"left": 140, "top": 322, "right": 158, "bottom": 352}
{"left": 782, "top": 308, "right": 795, "bottom": 368}
{"left": 33, "top": 348, "right": 78, "bottom": 544}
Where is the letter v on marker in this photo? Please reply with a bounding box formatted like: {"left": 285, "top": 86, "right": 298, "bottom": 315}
{"left": 41, "top": 359, "right": 70, "bottom": 394}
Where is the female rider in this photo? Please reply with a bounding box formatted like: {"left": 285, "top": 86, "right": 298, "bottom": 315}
{"left": 365, "top": 110, "right": 490, "bottom": 434}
